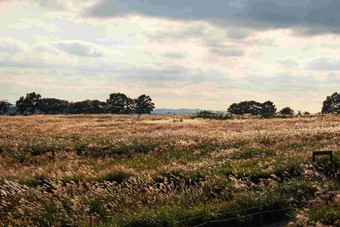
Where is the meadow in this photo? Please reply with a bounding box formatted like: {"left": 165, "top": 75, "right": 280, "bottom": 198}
{"left": 0, "top": 114, "right": 339, "bottom": 226}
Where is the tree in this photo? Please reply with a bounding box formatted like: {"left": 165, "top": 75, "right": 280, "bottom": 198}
{"left": 279, "top": 107, "right": 294, "bottom": 115}
{"left": 0, "top": 100, "right": 11, "bottom": 115}
{"left": 322, "top": 92, "right": 340, "bottom": 114}
{"left": 134, "top": 94, "right": 155, "bottom": 118}
{"left": 38, "top": 98, "right": 69, "bottom": 114}
{"left": 261, "top": 101, "right": 277, "bottom": 114}
{"left": 228, "top": 101, "right": 261, "bottom": 115}
{"left": 69, "top": 100, "right": 106, "bottom": 114}
{"left": 106, "top": 93, "right": 133, "bottom": 114}
{"left": 88, "top": 100, "right": 107, "bottom": 114}
{"left": 16, "top": 92, "right": 41, "bottom": 114}
{"left": 227, "top": 100, "right": 276, "bottom": 115}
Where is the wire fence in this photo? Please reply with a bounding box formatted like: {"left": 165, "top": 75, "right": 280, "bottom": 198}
{"left": 176, "top": 203, "right": 302, "bottom": 227}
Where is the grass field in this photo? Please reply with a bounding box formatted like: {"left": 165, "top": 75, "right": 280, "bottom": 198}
{"left": 0, "top": 114, "right": 339, "bottom": 226}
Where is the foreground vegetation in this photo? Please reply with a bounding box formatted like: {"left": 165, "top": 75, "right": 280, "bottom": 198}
{"left": 0, "top": 114, "right": 339, "bottom": 226}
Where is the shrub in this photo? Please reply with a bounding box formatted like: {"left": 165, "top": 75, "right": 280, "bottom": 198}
{"left": 193, "top": 111, "right": 232, "bottom": 120}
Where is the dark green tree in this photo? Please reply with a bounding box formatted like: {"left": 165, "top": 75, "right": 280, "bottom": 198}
{"left": 16, "top": 92, "right": 41, "bottom": 114}
{"left": 69, "top": 100, "right": 106, "bottom": 114}
{"left": 322, "top": 92, "right": 340, "bottom": 114}
{"left": 228, "top": 100, "right": 273, "bottom": 115}
{"left": 279, "top": 107, "right": 294, "bottom": 115}
{"left": 38, "top": 98, "right": 69, "bottom": 114}
{"left": 69, "top": 101, "right": 86, "bottom": 114}
{"left": 0, "top": 100, "right": 11, "bottom": 115}
{"left": 261, "top": 101, "right": 277, "bottom": 114}
{"left": 107, "top": 93, "right": 133, "bottom": 114}
{"left": 134, "top": 94, "right": 155, "bottom": 118}
{"left": 88, "top": 100, "right": 107, "bottom": 114}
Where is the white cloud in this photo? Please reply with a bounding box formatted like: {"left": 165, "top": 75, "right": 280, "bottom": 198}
{"left": 277, "top": 58, "right": 299, "bottom": 67}
{"left": 0, "top": 38, "right": 26, "bottom": 54}
{"left": 308, "top": 57, "right": 340, "bottom": 71}
{"left": 210, "top": 49, "right": 244, "bottom": 57}
{"left": 57, "top": 40, "right": 105, "bottom": 57}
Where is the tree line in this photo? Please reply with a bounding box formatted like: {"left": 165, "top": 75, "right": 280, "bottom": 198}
{"left": 227, "top": 100, "right": 295, "bottom": 116}
{"left": 227, "top": 92, "right": 339, "bottom": 116}
{"left": 0, "top": 92, "right": 339, "bottom": 115}
{"left": 0, "top": 92, "right": 155, "bottom": 116}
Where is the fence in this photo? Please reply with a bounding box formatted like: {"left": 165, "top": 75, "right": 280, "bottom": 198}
{"left": 176, "top": 203, "right": 299, "bottom": 227}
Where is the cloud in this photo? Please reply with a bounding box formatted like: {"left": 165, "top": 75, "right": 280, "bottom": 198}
{"left": 240, "top": 1, "right": 340, "bottom": 29}
{"left": 244, "top": 74, "right": 319, "bottom": 92}
{"left": 277, "top": 58, "right": 299, "bottom": 67}
{"left": 114, "top": 65, "right": 228, "bottom": 86}
{"left": 84, "top": 0, "right": 130, "bottom": 17}
{"left": 57, "top": 41, "right": 105, "bottom": 57}
{"left": 163, "top": 51, "right": 186, "bottom": 59}
{"left": 147, "top": 23, "right": 206, "bottom": 41}
{"left": 33, "top": 44, "right": 59, "bottom": 55}
{"left": 326, "top": 73, "right": 340, "bottom": 83}
{"left": 210, "top": 49, "right": 244, "bottom": 57}
{"left": 0, "top": 59, "right": 50, "bottom": 69}
{"left": 227, "top": 28, "right": 248, "bottom": 40}
{"left": 83, "top": 0, "right": 340, "bottom": 34}
{"left": 0, "top": 39, "right": 25, "bottom": 54}
{"left": 292, "top": 25, "right": 340, "bottom": 36}
{"left": 38, "top": 0, "right": 66, "bottom": 10}
{"left": 308, "top": 57, "right": 340, "bottom": 70}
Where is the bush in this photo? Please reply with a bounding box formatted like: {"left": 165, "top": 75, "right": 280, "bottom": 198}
{"left": 96, "top": 170, "right": 132, "bottom": 183}
{"left": 193, "top": 111, "right": 232, "bottom": 120}
{"left": 261, "top": 112, "right": 275, "bottom": 119}
{"left": 279, "top": 107, "right": 294, "bottom": 115}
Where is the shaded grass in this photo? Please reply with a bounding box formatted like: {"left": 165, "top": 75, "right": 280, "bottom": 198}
{"left": 308, "top": 204, "right": 340, "bottom": 225}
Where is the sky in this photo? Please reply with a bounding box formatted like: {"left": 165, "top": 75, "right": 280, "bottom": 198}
{"left": 0, "top": 0, "right": 339, "bottom": 113}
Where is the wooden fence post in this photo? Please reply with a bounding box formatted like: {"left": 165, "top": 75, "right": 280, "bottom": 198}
{"left": 259, "top": 205, "right": 263, "bottom": 225}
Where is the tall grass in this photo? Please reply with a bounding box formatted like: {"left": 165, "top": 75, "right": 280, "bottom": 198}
{"left": 0, "top": 114, "right": 338, "bottom": 226}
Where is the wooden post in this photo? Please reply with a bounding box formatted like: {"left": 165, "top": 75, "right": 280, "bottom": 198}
{"left": 259, "top": 205, "right": 263, "bottom": 225}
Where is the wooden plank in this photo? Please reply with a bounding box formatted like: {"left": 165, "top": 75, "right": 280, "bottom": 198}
{"left": 313, "top": 151, "right": 332, "bottom": 155}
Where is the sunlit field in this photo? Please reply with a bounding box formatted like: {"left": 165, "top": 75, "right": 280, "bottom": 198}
{"left": 0, "top": 114, "right": 339, "bottom": 226}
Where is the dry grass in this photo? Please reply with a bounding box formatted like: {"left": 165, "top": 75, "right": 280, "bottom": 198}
{"left": 0, "top": 114, "right": 339, "bottom": 226}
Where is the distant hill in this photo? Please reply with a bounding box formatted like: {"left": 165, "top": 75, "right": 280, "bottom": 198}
{"left": 8, "top": 105, "right": 17, "bottom": 114}
{"left": 6, "top": 105, "right": 228, "bottom": 115}
{"left": 151, "top": 108, "right": 228, "bottom": 115}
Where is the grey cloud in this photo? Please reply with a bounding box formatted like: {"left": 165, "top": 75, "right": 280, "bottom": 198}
{"left": 227, "top": 29, "right": 248, "bottom": 40}
{"left": 0, "top": 41, "right": 23, "bottom": 54}
{"left": 308, "top": 57, "right": 340, "bottom": 71}
{"left": 164, "top": 52, "right": 186, "bottom": 59}
{"left": 84, "top": 0, "right": 229, "bottom": 19}
{"left": 277, "top": 58, "right": 299, "bottom": 67}
{"left": 33, "top": 45, "right": 59, "bottom": 55}
{"left": 39, "top": 0, "right": 66, "bottom": 10}
{"left": 239, "top": 1, "right": 340, "bottom": 28}
{"left": 147, "top": 24, "right": 206, "bottom": 41}
{"left": 116, "top": 66, "right": 186, "bottom": 82}
{"left": 58, "top": 41, "right": 104, "bottom": 57}
{"left": 207, "top": 18, "right": 275, "bottom": 31}
{"left": 326, "top": 73, "right": 340, "bottom": 83}
{"left": 243, "top": 1, "right": 303, "bottom": 25}
{"left": 244, "top": 74, "right": 319, "bottom": 92}
{"left": 84, "top": 0, "right": 130, "bottom": 17}
{"left": 0, "top": 59, "right": 50, "bottom": 69}
{"left": 85, "top": 0, "right": 340, "bottom": 34}
{"left": 211, "top": 49, "right": 244, "bottom": 57}
{"left": 115, "top": 65, "right": 228, "bottom": 86}
{"left": 292, "top": 26, "right": 340, "bottom": 36}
